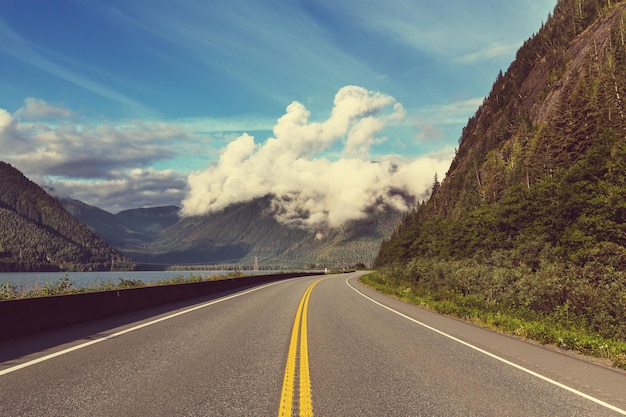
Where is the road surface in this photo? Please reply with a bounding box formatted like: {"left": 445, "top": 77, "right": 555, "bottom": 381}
{"left": 2, "top": 272, "right": 625, "bottom": 416}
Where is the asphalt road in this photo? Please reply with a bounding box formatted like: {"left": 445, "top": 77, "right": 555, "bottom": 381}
{"left": 2, "top": 272, "right": 626, "bottom": 416}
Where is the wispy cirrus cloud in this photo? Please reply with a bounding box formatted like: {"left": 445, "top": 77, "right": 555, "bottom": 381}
{"left": 0, "top": 19, "right": 154, "bottom": 117}
{"left": 455, "top": 42, "right": 524, "bottom": 64}
{"left": 87, "top": 0, "right": 377, "bottom": 108}
{"left": 312, "top": 0, "right": 555, "bottom": 63}
{"left": 175, "top": 115, "right": 276, "bottom": 135}
{"left": 413, "top": 97, "right": 485, "bottom": 126}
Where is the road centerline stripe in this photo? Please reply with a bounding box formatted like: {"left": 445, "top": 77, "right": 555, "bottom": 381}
{"left": 299, "top": 282, "right": 314, "bottom": 417}
{"left": 278, "top": 285, "right": 307, "bottom": 416}
{"left": 278, "top": 278, "right": 324, "bottom": 417}
{"left": 346, "top": 276, "right": 626, "bottom": 416}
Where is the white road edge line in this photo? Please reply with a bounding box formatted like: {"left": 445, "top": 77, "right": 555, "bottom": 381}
{"left": 0, "top": 281, "right": 285, "bottom": 377}
{"left": 346, "top": 276, "right": 626, "bottom": 416}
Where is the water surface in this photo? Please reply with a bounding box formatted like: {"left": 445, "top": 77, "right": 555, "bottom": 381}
{"left": 0, "top": 270, "right": 245, "bottom": 293}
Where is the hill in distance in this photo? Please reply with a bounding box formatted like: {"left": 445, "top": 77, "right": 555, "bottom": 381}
{"left": 0, "top": 162, "right": 133, "bottom": 272}
{"left": 60, "top": 197, "right": 179, "bottom": 247}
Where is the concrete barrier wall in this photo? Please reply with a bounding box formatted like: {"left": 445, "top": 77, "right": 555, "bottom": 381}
{"left": 0, "top": 272, "right": 319, "bottom": 340}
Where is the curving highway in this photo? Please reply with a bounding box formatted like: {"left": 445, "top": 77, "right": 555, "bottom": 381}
{"left": 2, "top": 272, "right": 626, "bottom": 416}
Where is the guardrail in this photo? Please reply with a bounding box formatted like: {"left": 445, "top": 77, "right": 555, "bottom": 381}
{"left": 0, "top": 272, "right": 319, "bottom": 340}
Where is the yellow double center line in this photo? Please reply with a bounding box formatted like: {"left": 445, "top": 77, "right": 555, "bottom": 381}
{"left": 278, "top": 278, "right": 325, "bottom": 417}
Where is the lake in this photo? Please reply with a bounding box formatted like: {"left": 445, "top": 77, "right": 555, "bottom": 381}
{"left": 0, "top": 270, "right": 260, "bottom": 293}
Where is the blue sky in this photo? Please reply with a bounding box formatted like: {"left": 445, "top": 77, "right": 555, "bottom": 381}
{"left": 0, "top": 0, "right": 556, "bottom": 222}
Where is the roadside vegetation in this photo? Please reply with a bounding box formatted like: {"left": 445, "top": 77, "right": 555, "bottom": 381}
{"left": 0, "top": 271, "right": 245, "bottom": 301}
{"left": 361, "top": 262, "right": 626, "bottom": 370}
{"left": 371, "top": 129, "right": 626, "bottom": 371}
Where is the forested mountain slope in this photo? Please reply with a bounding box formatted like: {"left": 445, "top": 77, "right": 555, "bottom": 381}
{"left": 0, "top": 162, "right": 133, "bottom": 272}
{"left": 374, "top": 0, "right": 626, "bottom": 346}
{"left": 377, "top": 0, "right": 626, "bottom": 267}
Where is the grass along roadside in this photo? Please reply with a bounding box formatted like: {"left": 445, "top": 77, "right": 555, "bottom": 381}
{"left": 360, "top": 271, "right": 626, "bottom": 370}
{"left": 0, "top": 271, "right": 246, "bottom": 301}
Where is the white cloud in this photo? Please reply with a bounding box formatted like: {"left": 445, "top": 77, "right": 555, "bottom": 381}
{"left": 0, "top": 98, "right": 191, "bottom": 211}
{"left": 44, "top": 168, "right": 187, "bottom": 213}
{"left": 175, "top": 115, "right": 276, "bottom": 134}
{"left": 0, "top": 107, "right": 30, "bottom": 154}
{"left": 7, "top": 119, "right": 181, "bottom": 179}
{"left": 455, "top": 42, "right": 522, "bottom": 64}
{"left": 344, "top": 117, "right": 385, "bottom": 158}
{"left": 14, "top": 97, "right": 74, "bottom": 120}
{"left": 414, "top": 97, "right": 484, "bottom": 126}
{"left": 182, "top": 86, "right": 453, "bottom": 228}
{"left": 0, "top": 108, "right": 14, "bottom": 132}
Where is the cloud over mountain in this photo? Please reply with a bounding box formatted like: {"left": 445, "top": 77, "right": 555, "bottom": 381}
{"left": 182, "top": 86, "right": 453, "bottom": 228}
{"left": 1, "top": 87, "right": 453, "bottom": 217}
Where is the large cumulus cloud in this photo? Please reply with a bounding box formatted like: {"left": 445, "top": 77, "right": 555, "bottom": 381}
{"left": 182, "top": 86, "right": 452, "bottom": 228}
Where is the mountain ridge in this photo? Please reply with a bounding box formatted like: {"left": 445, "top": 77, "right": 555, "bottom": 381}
{"left": 59, "top": 194, "right": 403, "bottom": 268}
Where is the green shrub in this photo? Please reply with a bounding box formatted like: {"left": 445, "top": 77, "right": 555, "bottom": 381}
{"left": 364, "top": 256, "right": 626, "bottom": 369}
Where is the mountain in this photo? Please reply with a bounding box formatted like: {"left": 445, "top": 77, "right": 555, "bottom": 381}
{"left": 59, "top": 197, "right": 179, "bottom": 246}
{"left": 61, "top": 195, "right": 402, "bottom": 267}
{"left": 0, "top": 162, "right": 134, "bottom": 272}
{"left": 115, "top": 206, "right": 180, "bottom": 235}
{"left": 372, "top": 0, "right": 626, "bottom": 346}
{"left": 376, "top": 0, "right": 626, "bottom": 268}
{"left": 136, "top": 195, "right": 402, "bottom": 267}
